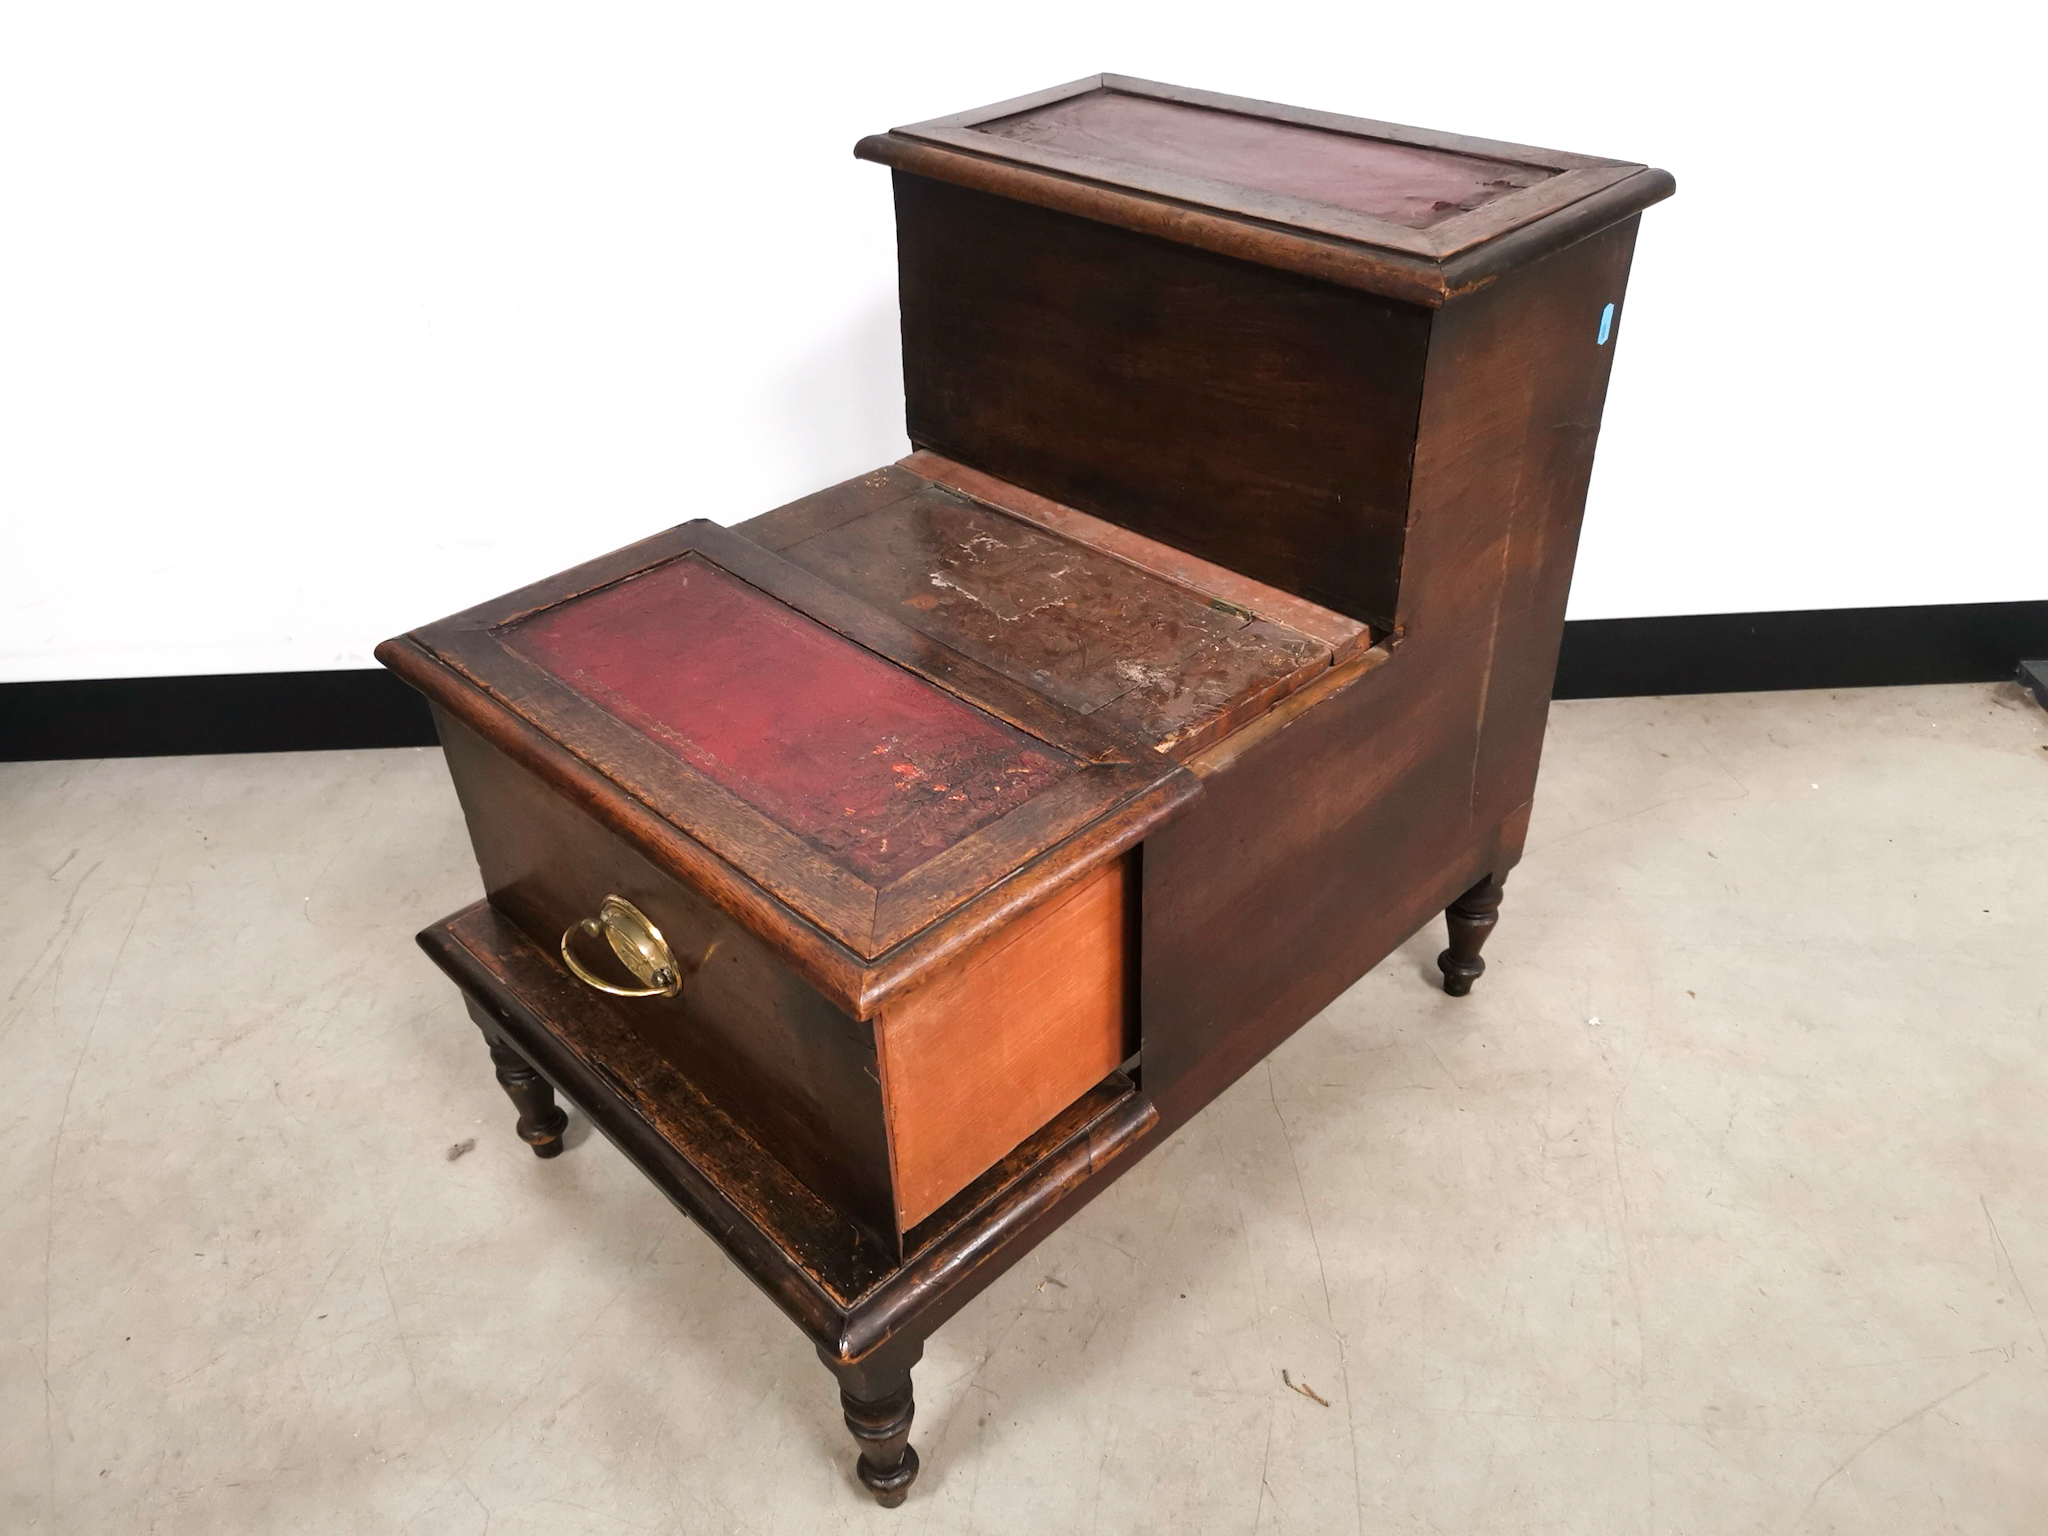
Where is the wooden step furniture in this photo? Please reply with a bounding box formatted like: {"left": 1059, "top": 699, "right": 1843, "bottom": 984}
{"left": 379, "top": 75, "right": 1672, "bottom": 1505}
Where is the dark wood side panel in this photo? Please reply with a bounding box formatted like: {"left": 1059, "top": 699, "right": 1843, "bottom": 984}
{"left": 435, "top": 709, "right": 901, "bottom": 1248}
{"left": 1141, "top": 224, "right": 1641, "bottom": 1127}
{"left": 1465, "top": 219, "right": 1641, "bottom": 833}
{"left": 1140, "top": 656, "right": 1500, "bottom": 1127}
{"left": 893, "top": 173, "right": 1431, "bottom": 630}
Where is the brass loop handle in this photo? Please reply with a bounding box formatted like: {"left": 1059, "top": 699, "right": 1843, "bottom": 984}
{"left": 560, "top": 895, "right": 686, "bottom": 999}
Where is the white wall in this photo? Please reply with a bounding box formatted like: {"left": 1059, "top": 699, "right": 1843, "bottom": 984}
{"left": 2, "top": 2, "right": 2040, "bottom": 683}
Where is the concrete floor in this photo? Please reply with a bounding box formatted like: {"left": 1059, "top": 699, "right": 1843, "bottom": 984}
{"left": 4, "top": 682, "right": 2045, "bottom": 1535}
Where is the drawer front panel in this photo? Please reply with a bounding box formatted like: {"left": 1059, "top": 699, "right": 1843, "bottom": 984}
{"left": 435, "top": 709, "right": 898, "bottom": 1247}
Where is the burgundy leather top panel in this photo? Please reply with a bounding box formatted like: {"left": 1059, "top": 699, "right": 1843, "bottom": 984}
{"left": 500, "top": 555, "right": 1073, "bottom": 885}
{"left": 974, "top": 89, "right": 1551, "bottom": 230}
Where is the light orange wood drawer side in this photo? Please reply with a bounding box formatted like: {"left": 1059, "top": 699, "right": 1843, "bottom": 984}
{"left": 876, "top": 856, "right": 1132, "bottom": 1231}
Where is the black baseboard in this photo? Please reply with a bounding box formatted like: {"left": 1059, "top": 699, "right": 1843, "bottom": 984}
{"left": 0, "top": 669, "right": 438, "bottom": 763}
{"left": 4, "top": 600, "right": 2045, "bottom": 761}
{"left": 1551, "top": 599, "right": 2048, "bottom": 700}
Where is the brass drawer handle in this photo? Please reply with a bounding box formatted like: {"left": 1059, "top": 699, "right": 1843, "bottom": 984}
{"left": 560, "top": 895, "right": 685, "bottom": 998}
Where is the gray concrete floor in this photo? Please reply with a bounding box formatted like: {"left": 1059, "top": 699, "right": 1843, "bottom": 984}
{"left": 4, "top": 683, "right": 2046, "bottom": 1535}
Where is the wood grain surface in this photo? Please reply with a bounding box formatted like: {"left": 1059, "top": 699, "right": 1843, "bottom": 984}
{"left": 877, "top": 855, "right": 1131, "bottom": 1230}
{"left": 1142, "top": 219, "right": 1645, "bottom": 1129}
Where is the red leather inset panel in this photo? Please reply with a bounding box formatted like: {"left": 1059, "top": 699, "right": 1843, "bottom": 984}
{"left": 975, "top": 90, "right": 1550, "bottom": 230}
{"left": 501, "top": 555, "right": 1072, "bottom": 885}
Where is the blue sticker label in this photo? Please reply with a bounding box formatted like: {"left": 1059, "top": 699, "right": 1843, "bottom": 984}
{"left": 1597, "top": 302, "right": 1614, "bottom": 345}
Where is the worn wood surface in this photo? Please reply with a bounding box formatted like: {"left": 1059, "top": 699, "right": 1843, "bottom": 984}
{"left": 892, "top": 175, "right": 1431, "bottom": 630}
{"left": 878, "top": 854, "right": 1130, "bottom": 1230}
{"left": 902, "top": 452, "right": 1372, "bottom": 662}
{"left": 775, "top": 483, "right": 1341, "bottom": 759}
{"left": 747, "top": 464, "right": 927, "bottom": 550}
{"left": 380, "top": 519, "right": 1199, "bottom": 968}
{"left": 745, "top": 455, "right": 1367, "bottom": 758}
{"left": 783, "top": 487, "right": 1250, "bottom": 715}
{"left": 1090, "top": 620, "right": 1331, "bottom": 759}
{"left": 428, "top": 901, "right": 897, "bottom": 1313}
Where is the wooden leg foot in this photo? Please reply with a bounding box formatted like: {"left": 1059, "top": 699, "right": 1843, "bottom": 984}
{"left": 1437, "top": 873, "right": 1505, "bottom": 997}
{"left": 485, "top": 1033, "right": 569, "bottom": 1157}
{"left": 823, "top": 1346, "right": 921, "bottom": 1507}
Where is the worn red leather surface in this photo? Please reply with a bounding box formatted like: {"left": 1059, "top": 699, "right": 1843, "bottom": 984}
{"left": 976, "top": 90, "right": 1549, "bottom": 230}
{"left": 502, "top": 555, "right": 1072, "bottom": 884}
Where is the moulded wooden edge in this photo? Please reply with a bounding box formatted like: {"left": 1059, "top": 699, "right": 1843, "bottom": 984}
{"left": 906, "top": 72, "right": 1111, "bottom": 133}
{"left": 895, "top": 123, "right": 1643, "bottom": 264}
{"left": 893, "top": 76, "right": 1654, "bottom": 265}
{"left": 837, "top": 1079, "right": 1157, "bottom": 1362}
{"left": 851, "top": 765, "right": 1197, "bottom": 1014}
{"left": 1441, "top": 175, "right": 1672, "bottom": 298}
{"left": 420, "top": 900, "right": 1162, "bottom": 1364}
{"left": 1184, "top": 644, "right": 1397, "bottom": 778}
{"left": 858, "top": 132, "right": 1450, "bottom": 306}
{"left": 854, "top": 134, "right": 1673, "bottom": 306}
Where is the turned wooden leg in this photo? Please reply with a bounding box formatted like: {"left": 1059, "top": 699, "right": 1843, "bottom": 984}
{"left": 1437, "top": 873, "right": 1506, "bottom": 997}
{"left": 821, "top": 1345, "right": 921, "bottom": 1507}
{"left": 482, "top": 1031, "right": 569, "bottom": 1157}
